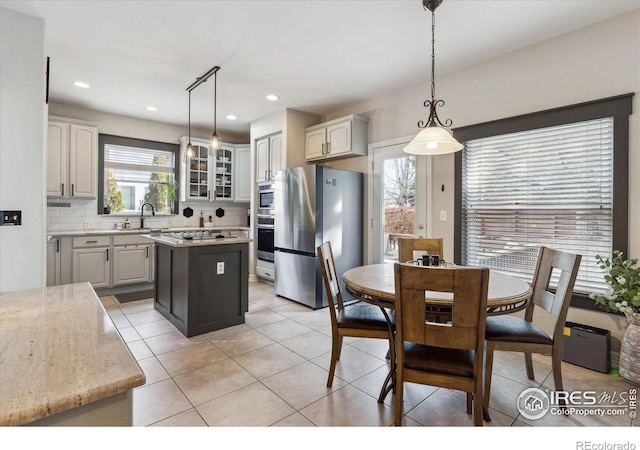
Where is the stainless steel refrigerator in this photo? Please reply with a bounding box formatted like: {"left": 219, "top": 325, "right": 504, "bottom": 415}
{"left": 274, "top": 164, "right": 363, "bottom": 309}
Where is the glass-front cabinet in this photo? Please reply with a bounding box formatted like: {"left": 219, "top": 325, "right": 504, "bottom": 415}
{"left": 213, "top": 145, "right": 233, "bottom": 200}
{"left": 180, "top": 137, "right": 240, "bottom": 202}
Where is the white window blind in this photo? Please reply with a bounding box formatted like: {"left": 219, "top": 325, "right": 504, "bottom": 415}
{"left": 461, "top": 117, "right": 613, "bottom": 293}
{"left": 104, "top": 144, "right": 175, "bottom": 213}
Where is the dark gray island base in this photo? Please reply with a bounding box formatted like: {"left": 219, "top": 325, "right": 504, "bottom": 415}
{"left": 147, "top": 236, "right": 250, "bottom": 337}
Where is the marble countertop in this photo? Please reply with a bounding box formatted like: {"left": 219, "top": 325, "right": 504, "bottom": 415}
{"left": 48, "top": 226, "right": 250, "bottom": 238}
{"left": 0, "top": 283, "right": 146, "bottom": 426}
{"left": 142, "top": 234, "right": 253, "bottom": 248}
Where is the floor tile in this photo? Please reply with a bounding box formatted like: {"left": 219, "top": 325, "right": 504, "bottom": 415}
{"left": 233, "top": 343, "right": 306, "bottom": 380}
{"left": 157, "top": 341, "right": 229, "bottom": 377}
{"left": 255, "top": 318, "right": 312, "bottom": 342}
{"left": 271, "top": 412, "right": 315, "bottom": 426}
{"left": 244, "top": 308, "right": 287, "bottom": 328}
{"left": 149, "top": 408, "right": 207, "bottom": 427}
{"left": 279, "top": 330, "right": 332, "bottom": 360}
{"left": 311, "top": 345, "right": 386, "bottom": 383}
{"left": 204, "top": 324, "right": 275, "bottom": 357}
{"left": 261, "top": 361, "right": 347, "bottom": 410}
{"left": 127, "top": 339, "right": 154, "bottom": 360}
{"left": 144, "top": 330, "right": 205, "bottom": 355}
{"left": 133, "top": 378, "right": 192, "bottom": 426}
{"left": 197, "top": 382, "right": 295, "bottom": 426}
{"left": 136, "top": 356, "right": 171, "bottom": 385}
{"left": 126, "top": 308, "right": 166, "bottom": 326}
{"left": 173, "top": 358, "right": 257, "bottom": 406}
{"left": 134, "top": 319, "right": 180, "bottom": 339}
{"left": 117, "top": 298, "right": 154, "bottom": 316}
{"left": 299, "top": 385, "right": 394, "bottom": 426}
{"left": 116, "top": 326, "right": 142, "bottom": 343}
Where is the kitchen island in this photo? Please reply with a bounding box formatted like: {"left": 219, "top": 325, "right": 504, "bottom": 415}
{"left": 0, "top": 283, "right": 145, "bottom": 426}
{"left": 143, "top": 233, "right": 251, "bottom": 337}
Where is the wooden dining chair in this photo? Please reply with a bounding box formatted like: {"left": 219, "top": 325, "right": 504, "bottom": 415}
{"left": 397, "top": 237, "right": 444, "bottom": 264}
{"left": 317, "top": 242, "right": 395, "bottom": 402}
{"left": 393, "top": 263, "right": 489, "bottom": 426}
{"left": 483, "top": 246, "right": 582, "bottom": 420}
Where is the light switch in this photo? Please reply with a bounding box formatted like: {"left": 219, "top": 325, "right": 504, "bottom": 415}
{"left": 217, "top": 261, "right": 225, "bottom": 275}
{"left": 440, "top": 210, "right": 447, "bottom": 222}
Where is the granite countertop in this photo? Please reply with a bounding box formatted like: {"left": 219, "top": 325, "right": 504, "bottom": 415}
{"left": 142, "top": 234, "right": 253, "bottom": 247}
{"left": 48, "top": 226, "right": 250, "bottom": 238}
{"left": 0, "top": 283, "right": 146, "bottom": 426}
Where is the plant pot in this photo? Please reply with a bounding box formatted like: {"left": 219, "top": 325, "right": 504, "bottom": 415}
{"left": 619, "top": 314, "right": 640, "bottom": 386}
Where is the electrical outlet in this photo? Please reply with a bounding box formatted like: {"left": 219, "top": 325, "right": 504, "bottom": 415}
{"left": 440, "top": 210, "right": 447, "bottom": 222}
{"left": 83, "top": 220, "right": 93, "bottom": 229}
{"left": 217, "top": 261, "right": 225, "bottom": 275}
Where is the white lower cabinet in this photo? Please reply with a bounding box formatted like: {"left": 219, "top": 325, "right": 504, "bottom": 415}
{"left": 112, "top": 245, "right": 151, "bottom": 285}
{"left": 46, "top": 238, "right": 61, "bottom": 287}
{"left": 72, "top": 247, "right": 111, "bottom": 289}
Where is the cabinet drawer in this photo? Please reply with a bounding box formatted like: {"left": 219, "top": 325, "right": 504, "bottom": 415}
{"left": 72, "top": 236, "right": 111, "bottom": 248}
{"left": 256, "top": 265, "right": 275, "bottom": 281}
{"left": 113, "top": 235, "right": 152, "bottom": 246}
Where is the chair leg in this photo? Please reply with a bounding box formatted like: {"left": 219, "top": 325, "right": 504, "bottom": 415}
{"left": 551, "top": 350, "right": 566, "bottom": 407}
{"left": 466, "top": 393, "right": 472, "bottom": 414}
{"left": 483, "top": 342, "right": 495, "bottom": 422}
{"left": 473, "top": 388, "right": 483, "bottom": 426}
{"left": 524, "top": 352, "right": 535, "bottom": 380}
{"left": 327, "top": 334, "right": 341, "bottom": 387}
{"left": 394, "top": 370, "right": 403, "bottom": 426}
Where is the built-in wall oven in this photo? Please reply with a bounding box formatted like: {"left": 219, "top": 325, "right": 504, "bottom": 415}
{"left": 257, "top": 183, "right": 275, "bottom": 262}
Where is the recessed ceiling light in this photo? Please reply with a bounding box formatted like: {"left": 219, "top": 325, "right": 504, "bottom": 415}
{"left": 73, "top": 81, "right": 90, "bottom": 89}
{"left": 146, "top": 106, "right": 158, "bottom": 112}
{"left": 226, "top": 114, "right": 237, "bottom": 120}
{"left": 266, "top": 94, "right": 279, "bottom": 101}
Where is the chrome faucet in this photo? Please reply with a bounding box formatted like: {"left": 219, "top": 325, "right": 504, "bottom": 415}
{"left": 140, "top": 202, "right": 155, "bottom": 229}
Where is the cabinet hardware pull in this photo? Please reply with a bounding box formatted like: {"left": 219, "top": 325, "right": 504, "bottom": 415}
{"left": 265, "top": 170, "right": 268, "bottom": 180}
{"left": 327, "top": 142, "right": 330, "bottom": 154}
{"left": 71, "top": 184, "right": 74, "bottom": 196}
{"left": 56, "top": 239, "right": 60, "bottom": 253}
{"left": 322, "top": 143, "right": 325, "bottom": 155}
{"left": 61, "top": 183, "right": 64, "bottom": 196}
{"left": 106, "top": 249, "right": 109, "bottom": 261}
{"left": 146, "top": 247, "right": 149, "bottom": 258}
{"left": 86, "top": 240, "right": 97, "bottom": 243}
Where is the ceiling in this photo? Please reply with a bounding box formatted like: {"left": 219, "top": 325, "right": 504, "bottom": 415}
{"left": 2, "top": 0, "right": 639, "bottom": 137}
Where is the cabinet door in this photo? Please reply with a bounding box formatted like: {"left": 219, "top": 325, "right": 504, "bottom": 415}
{"left": 72, "top": 247, "right": 111, "bottom": 288}
{"left": 47, "top": 122, "right": 68, "bottom": 197}
{"left": 326, "top": 120, "right": 352, "bottom": 156}
{"left": 269, "top": 134, "right": 282, "bottom": 180}
{"left": 46, "top": 239, "right": 61, "bottom": 287}
{"left": 113, "top": 245, "right": 151, "bottom": 285}
{"left": 305, "top": 128, "right": 326, "bottom": 160}
{"left": 213, "top": 145, "right": 234, "bottom": 201}
{"left": 256, "top": 138, "right": 269, "bottom": 183}
{"left": 233, "top": 145, "right": 251, "bottom": 203}
{"left": 69, "top": 124, "right": 98, "bottom": 198}
{"left": 186, "top": 144, "right": 211, "bottom": 201}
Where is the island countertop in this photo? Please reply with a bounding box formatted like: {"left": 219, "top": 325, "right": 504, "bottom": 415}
{"left": 0, "top": 283, "right": 146, "bottom": 426}
{"left": 142, "top": 234, "right": 252, "bottom": 248}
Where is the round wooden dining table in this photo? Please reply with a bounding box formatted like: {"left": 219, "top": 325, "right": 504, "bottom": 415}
{"left": 342, "top": 263, "right": 533, "bottom": 315}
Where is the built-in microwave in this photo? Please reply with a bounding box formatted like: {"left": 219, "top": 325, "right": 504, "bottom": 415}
{"left": 258, "top": 183, "right": 274, "bottom": 213}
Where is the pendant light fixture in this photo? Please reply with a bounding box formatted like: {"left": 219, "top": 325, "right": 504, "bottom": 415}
{"left": 404, "top": 0, "right": 462, "bottom": 156}
{"left": 210, "top": 70, "right": 221, "bottom": 155}
{"left": 185, "top": 65, "right": 221, "bottom": 156}
{"left": 183, "top": 90, "right": 195, "bottom": 163}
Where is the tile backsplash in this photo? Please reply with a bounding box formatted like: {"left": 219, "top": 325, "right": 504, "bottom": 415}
{"left": 47, "top": 198, "right": 250, "bottom": 232}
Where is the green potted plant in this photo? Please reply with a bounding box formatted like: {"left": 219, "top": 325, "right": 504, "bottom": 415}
{"left": 590, "top": 250, "right": 640, "bottom": 385}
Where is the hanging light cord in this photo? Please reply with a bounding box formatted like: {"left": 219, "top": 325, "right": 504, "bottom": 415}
{"left": 188, "top": 91, "right": 191, "bottom": 140}
{"left": 213, "top": 71, "right": 217, "bottom": 135}
{"left": 418, "top": 1, "right": 452, "bottom": 129}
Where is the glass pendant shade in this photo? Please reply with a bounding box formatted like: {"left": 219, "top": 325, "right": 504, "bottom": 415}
{"left": 404, "top": 125, "right": 463, "bottom": 155}
{"left": 211, "top": 132, "right": 220, "bottom": 150}
{"left": 186, "top": 142, "right": 194, "bottom": 159}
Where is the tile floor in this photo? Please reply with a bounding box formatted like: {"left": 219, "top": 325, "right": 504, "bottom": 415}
{"left": 100, "top": 280, "right": 639, "bottom": 429}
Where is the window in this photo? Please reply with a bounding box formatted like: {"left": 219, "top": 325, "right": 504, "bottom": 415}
{"left": 98, "top": 135, "right": 179, "bottom": 215}
{"left": 454, "top": 94, "right": 632, "bottom": 309}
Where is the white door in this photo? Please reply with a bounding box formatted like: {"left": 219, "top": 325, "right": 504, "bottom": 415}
{"left": 305, "top": 128, "right": 326, "bottom": 160}
{"left": 72, "top": 247, "right": 111, "bottom": 288}
{"left": 269, "top": 134, "right": 282, "bottom": 180}
{"left": 46, "top": 121, "right": 68, "bottom": 197}
{"left": 112, "top": 245, "right": 150, "bottom": 285}
{"left": 370, "top": 137, "right": 431, "bottom": 263}
{"left": 69, "top": 124, "right": 97, "bottom": 198}
{"left": 256, "top": 138, "right": 269, "bottom": 183}
{"left": 326, "top": 120, "right": 351, "bottom": 156}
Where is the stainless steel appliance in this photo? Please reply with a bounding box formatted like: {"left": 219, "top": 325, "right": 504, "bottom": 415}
{"left": 257, "top": 183, "right": 275, "bottom": 262}
{"left": 274, "top": 165, "right": 362, "bottom": 309}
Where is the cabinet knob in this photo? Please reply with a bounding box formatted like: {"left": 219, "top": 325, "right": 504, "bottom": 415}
{"left": 61, "top": 183, "right": 64, "bottom": 196}
{"left": 327, "top": 142, "right": 330, "bottom": 154}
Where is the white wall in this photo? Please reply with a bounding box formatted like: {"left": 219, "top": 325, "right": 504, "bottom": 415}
{"left": 327, "top": 10, "right": 640, "bottom": 352}
{"left": 0, "top": 9, "right": 46, "bottom": 293}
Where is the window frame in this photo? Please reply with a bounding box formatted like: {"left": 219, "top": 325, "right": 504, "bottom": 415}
{"left": 98, "top": 134, "right": 180, "bottom": 216}
{"left": 453, "top": 93, "right": 633, "bottom": 311}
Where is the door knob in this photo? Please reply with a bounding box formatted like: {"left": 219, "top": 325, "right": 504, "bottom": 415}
{"left": 418, "top": 224, "right": 424, "bottom": 230}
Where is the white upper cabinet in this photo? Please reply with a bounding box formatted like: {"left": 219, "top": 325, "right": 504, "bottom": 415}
{"left": 256, "top": 133, "right": 282, "bottom": 183}
{"left": 305, "top": 114, "right": 368, "bottom": 161}
{"left": 233, "top": 144, "right": 251, "bottom": 203}
{"left": 180, "top": 137, "right": 249, "bottom": 202}
{"left": 47, "top": 117, "right": 99, "bottom": 198}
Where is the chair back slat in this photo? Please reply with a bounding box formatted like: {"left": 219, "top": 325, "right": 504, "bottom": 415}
{"left": 397, "top": 237, "right": 444, "bottom": 264}
{"left": 394, "top": 264, "right": 489, "bottom": 351}
{"left": 526, "top": 246, "right": 582, "bottom": 342}
{"left": 318, "top": 242, "right": 343, "bottom": 321}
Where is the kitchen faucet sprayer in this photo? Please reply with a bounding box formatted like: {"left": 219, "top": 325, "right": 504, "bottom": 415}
{"left": 140, "top": 202, "right": 155, "bottom": 229}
